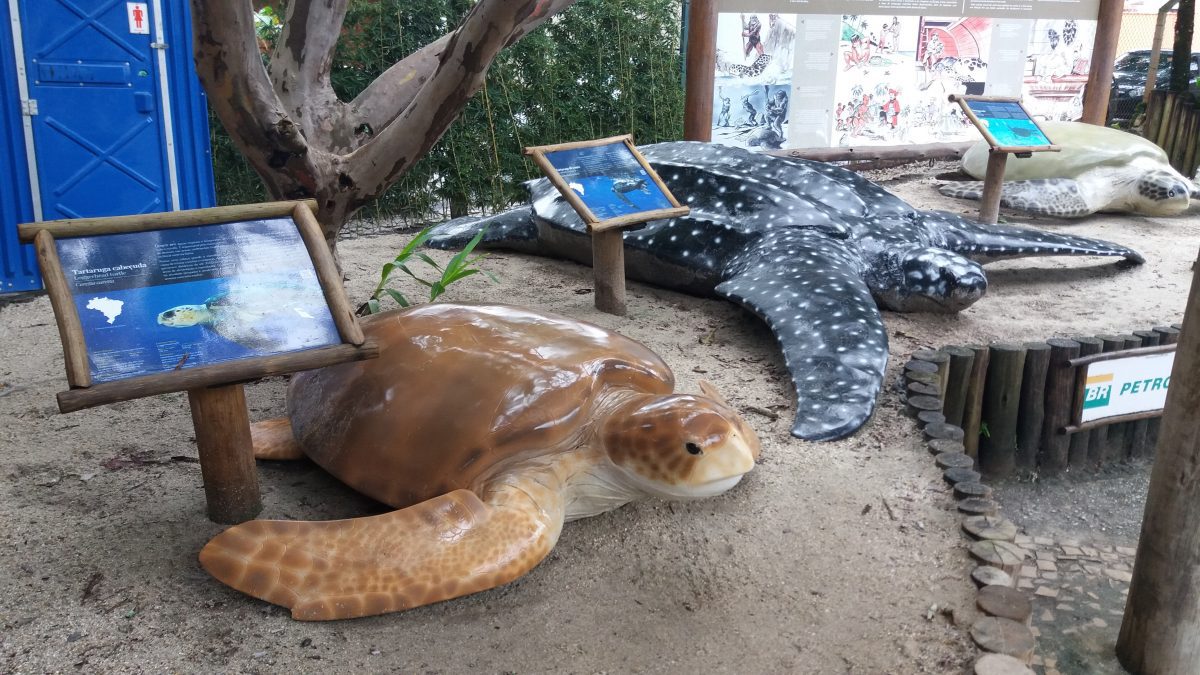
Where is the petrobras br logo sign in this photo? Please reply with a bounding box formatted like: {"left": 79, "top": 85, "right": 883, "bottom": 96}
{"left": 1083, "top": 373, "right": 1112, "bottom": 410}
{"left": 1079, "top": 351, "right": 1175, "bottom": 424}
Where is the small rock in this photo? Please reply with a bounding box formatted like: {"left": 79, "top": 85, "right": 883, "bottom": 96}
{"left": 974, "top": 653, "right": 1036, "bottom": 675}
{"left": 971, "top": 566, "right": 1013, "bottom": 588}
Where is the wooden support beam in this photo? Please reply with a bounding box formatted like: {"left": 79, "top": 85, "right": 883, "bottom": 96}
{"left": 592, "top": 229, "right": 627, "bottom": 315}
{"left": 1117, "top": 248, "right": 1200, "bottom": 673}
{"left": 1081, "top": 0, "right": 1124, "bottom": 124}
{"left": 682, "top": 0, "right": 717, "bottom": 142}
{"left": 1129, "top": 330, "right": 1162, "bottom": 459}
{"left": 1040, "top": 338, "right": 1080, "bottom": 475}
{"left": 188, "top": 384, "right": 262, "bottom": 524}
{"left": 963, "top": 344, "right": 992, "bottom": 459}
{"left": 1016, "top": 342, "right": 1051, "bottom": 473}
{"left": 1069, "top": 337, "right": 1104, "bottom": 470}
{"left": 979, "top": 343, "right": 1026, "bottom": 479}
{"left": 979, "top": 151, "right": 1008, "bottom": 224}
{"left": 944, "top": 346, "right": 976, "bottom": 428}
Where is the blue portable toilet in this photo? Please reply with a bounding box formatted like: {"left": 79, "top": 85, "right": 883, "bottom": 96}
{"left": 1, "top": 0, "right": 216, "bottom": 293}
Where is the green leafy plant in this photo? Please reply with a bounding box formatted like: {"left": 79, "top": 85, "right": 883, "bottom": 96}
{"left": 357, "top": 226, "right": 495, "bottom": 315}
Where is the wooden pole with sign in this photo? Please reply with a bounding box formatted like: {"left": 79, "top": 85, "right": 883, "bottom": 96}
{"left": 949, "top": 95, "right": 1059, "bottom": 225}
{"left": 1117, "top": 249, "right": 1200, "bottom": 673}
{"left": 19, "top": 200, "right": 374, "bottom": 524}
{"left": 525, "top": 136, "right": 689, "bottom": 315}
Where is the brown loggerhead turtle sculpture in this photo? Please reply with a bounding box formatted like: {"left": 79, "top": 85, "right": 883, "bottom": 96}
{"left": 200, "top": 303, "right": 760, "bottom": 620}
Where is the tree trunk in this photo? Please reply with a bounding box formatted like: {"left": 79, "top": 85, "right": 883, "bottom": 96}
{"left": 1171, "top": 0, "right": 1196, "bottom": 94}
{"left": 1116, "top": 247, "right": 1200, "bottom": 673}
{"left": 189, "top": 0, "right": 580, "bottom": 247}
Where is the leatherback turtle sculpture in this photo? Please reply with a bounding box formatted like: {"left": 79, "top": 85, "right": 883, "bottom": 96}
{"left": 200, "top": 303, "right": 759, "bottom": 620}
{"left": 426, "top": 142, "right": 1144, "bottom": 441}
{"left": 940, "top": 121, "right": 1199, "bottom": 217}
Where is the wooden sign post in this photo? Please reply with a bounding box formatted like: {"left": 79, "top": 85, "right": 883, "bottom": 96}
{"left": 19, "top": 200, "right": 377, "bottom": 523}
{"left": 950, "top": 95, "right": 1060, "bottom": 224}
{"left": 525, "top": 135, "right": 689, "bottom": 315}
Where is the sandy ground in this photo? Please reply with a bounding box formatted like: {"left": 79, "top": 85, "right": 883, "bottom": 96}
{"left": 1, "top": 168, "right": 1197, "bottom": 674}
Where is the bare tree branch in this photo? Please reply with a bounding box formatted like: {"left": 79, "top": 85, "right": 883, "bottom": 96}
{"left": 347, "top": 0, "right": 579, "bottom": 197}
{"left": 190, "top": 0, "right": 316, "bottom": 199}
{"left": 349, "top": 34, "right": 452, "bottom": 140}
{"left": 269, "top": 0, "right": 351, "bottom": 148}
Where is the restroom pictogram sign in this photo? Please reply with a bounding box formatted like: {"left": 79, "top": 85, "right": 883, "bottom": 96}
{"left": 127, "top": 3, "right": 149, "bottom": 35}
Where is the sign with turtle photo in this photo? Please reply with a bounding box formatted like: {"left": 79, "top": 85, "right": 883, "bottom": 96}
{"left": 56, "top": 218, "right": 341, "bottom": 383}
{"left": 524, "top": 135, "right": 689, "bottom": 232}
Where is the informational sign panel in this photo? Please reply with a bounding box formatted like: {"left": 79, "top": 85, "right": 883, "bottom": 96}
{"left": 526, "top": 136, "right": 688, "bottom": 231}
{"left": 56, "top": 218, "right": 341, "bottom": 383}
{"left": 958, "top": 97, "right": 1055, "bottom": 149}
{"left": 710, "top": 3, "right": 1100, "bottom": 149}
{"left": 1079, "top": 351, "right": 1176, "bottom": 424}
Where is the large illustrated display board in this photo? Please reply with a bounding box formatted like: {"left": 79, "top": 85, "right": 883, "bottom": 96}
{"left": 18, "top": 201, "right": 376, "bottom": 414}
{"left": 712, "top": 3, "right": 1101, "bottom": 149}
{"left": 954, "top": 95, "right": 1056, "bottom": 152}
{"left": 525, "top": 135, "right": 689, "bottom": 232}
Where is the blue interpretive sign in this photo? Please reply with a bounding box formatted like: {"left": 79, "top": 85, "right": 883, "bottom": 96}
{"left": 963, "top": 99, "right": 1053, "bottom": 148}
{"left": 55, "top": 218, "right": 340, "bottom": 383}
{"left": 542, "top": 141, "right": 676, "bottom": 221}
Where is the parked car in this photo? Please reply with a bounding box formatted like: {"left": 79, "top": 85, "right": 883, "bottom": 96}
{"left": 1109, "top": 49, "right": 1200, "bottom": 124}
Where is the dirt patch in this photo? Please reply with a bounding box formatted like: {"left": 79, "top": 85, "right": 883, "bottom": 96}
{"left": 1, "top": 173, "right": 1196, "bottom": 673}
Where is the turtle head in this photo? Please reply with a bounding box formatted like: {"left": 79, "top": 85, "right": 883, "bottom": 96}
{"left": 157, "top": 304, "right": 211, "bottom": 328}
{"left": 600, "top": 386, "right": 759, "bottom": 500}
{"left": 868, "top": 246, "right": 987, "bottom": 313}
{"left": 1134, "top": 171, "right": 1192, "bottom": 215}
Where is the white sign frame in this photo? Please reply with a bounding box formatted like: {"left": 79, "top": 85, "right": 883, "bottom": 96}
{"left": 1069, "top": 345, "right": 1177, "bottom": 430}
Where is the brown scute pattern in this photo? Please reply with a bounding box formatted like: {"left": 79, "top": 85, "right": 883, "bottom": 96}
{"left": 603, "top": 394, "right": 760, "bottom": 486}
{"left": 249, "top": 418, "right": 304, "bottom": 460}
{"left": 199, "top": 487, "right": 562, "bottom": 621}
{"left": 285, "top": 304, "right": 673, "bottom": 508}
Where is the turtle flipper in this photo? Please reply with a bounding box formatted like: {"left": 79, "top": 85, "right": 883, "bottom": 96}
{"left": 250, "top": 418, "right": 304, "bottom": 460}
{"left": 930, "top": 213, "right": 1145, "bottom": 264}
{"left": 715, "top": 233, "right": 887, "bottom": 441}
{"left": 200, "top": 485, "right": 564, "bottom": 620}
{"left": 939, "top": 179, "right": 1094, "bottom": 217}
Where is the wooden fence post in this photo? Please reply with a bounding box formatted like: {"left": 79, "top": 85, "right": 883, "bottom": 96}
{"left": 1117, "top": 248, "right": 1200, "bottom": 673}
{"left": 963, "top": 344, "right": 992, "bottom": 459}
{"left": 1016, "top": 342, "right": 1051, "bottom": 474}
{"left": 1040, "top": 338, "right": 1080, "bottom": 476}
{"left": 1096, "top": 334, "right": 1128, "bottom": 466}
{"left": 1069, "top": 337, "right": 1104, "bottom": 470}
{"left": 1129, "top": 331, "right": 1161, "bottom": 459}
{"left": 944, "top": 346, "right": 976, "bottom": 428}
{"left": 979, "top": 343, "right": 1026, "bottom": 479}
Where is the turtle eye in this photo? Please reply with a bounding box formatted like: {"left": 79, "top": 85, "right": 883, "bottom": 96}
{"left": 685, "top": 442, "right": 703, "bottom": 456}
{"left": 161, "top": 310, "right": 174, "bottom": 319}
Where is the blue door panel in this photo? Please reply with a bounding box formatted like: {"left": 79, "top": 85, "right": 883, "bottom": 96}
{"left": 0, "top": 0, "right": 216, "bottom": 294}
{"left": 21, "top": 0, "right": 171, "bottom": 220}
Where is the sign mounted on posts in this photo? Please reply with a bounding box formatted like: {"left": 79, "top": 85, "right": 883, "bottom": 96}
{"left": 524, "top": 135, "right": 689, "bottom": 315}
{"left": 1077, "top": 350, "right": 1176, "bottom": 424}
{"left": 19, "top": 200, "right": 379, "bottom": 524}
{"left": 20, "top": 200, "right": 374, "bottom": 413}
{"left": 951, "top": 95, "right": 1058, "bottom": 154}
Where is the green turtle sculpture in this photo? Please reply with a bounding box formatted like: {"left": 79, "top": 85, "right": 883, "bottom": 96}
{"left": 939, "top": 121, "right": 1199, "bottom": 217}
{"left": 200, "top": 303, "right": 760, "bottom": 620}
{"left": 157, "top": 282, "right": 333, "bottom": 351}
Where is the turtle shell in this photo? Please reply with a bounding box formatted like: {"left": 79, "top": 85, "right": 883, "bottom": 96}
{"left": 287, "top": 303, "right": 674, "bottom": 509}
{"left": 202, "top": 282, "right": 332, "bottom": 351}
{"left": 962, "top": 121, "right": 1170, "bottom": 181}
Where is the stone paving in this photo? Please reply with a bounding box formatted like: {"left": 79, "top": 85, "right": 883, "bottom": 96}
{"left": 1014, "top": 534, "right": 1137, "bottom": 675}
